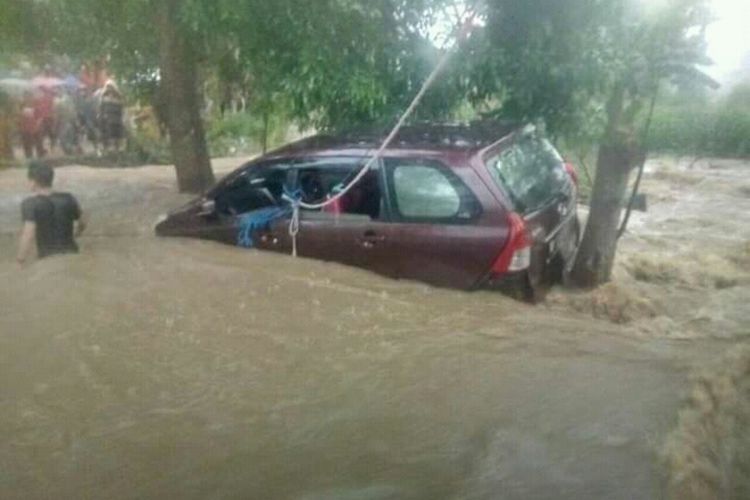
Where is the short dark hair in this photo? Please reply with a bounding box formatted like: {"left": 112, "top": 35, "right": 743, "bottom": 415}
{"left": 28, "top": 161, "right": 54, "bottom": 187}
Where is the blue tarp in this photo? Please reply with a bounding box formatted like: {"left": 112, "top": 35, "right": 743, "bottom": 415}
{"left": 235, "top": 206, "right": 291, "bottom": 248}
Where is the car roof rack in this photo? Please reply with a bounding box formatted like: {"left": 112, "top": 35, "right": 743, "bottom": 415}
{"left": 271, "top": 120, "right": 523, "bottom": 156}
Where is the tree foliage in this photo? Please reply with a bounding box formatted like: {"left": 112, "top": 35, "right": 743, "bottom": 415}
{"left": 183, "top": 0, "right": 460, "bottom": 130}
{"left": 19, "top": 0, "right": 462, "bottom": 131}
{"left": 2, "top": 0, "right": 715, "bottom": 143}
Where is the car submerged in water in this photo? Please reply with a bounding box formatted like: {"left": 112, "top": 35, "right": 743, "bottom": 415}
{"left": 156, "top": 122, "right": 580, "bottom": 300}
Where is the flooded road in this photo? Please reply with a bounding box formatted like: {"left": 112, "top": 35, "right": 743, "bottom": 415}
{"left": 0, "top": 157, "right": 747, "bottom": 499}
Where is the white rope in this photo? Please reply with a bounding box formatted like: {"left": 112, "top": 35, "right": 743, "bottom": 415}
{"left": 287, "top": 7, "right": 478, "bottom": 253}
{"left": 296, "top": 11, "right": 477, "bottom": 212}
{"left": 289, "top": 203, "right": 300, "bottom": 257}
{"left": 296, "top": 51, "right": 454, "bottom": 211}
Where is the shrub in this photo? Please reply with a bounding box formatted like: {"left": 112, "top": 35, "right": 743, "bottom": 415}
{"left": 207, "top": 111, "right": 291, "bottom": 157}
{"left": 647, "top": 89, "right": 750, "bottom": 158}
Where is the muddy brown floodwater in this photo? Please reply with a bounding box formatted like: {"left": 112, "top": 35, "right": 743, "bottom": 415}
{"left": 0, "top": 157, "right": 748, "bottom": 499}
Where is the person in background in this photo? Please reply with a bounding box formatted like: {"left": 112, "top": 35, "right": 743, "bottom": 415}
{"left": 98, "top": 81, "right": 124, "bottom": 153}
{"left": 18, "top": 92, "right": 45, "bottom": 159}
{"left": 34, "top": 86, "right": 57, "bottom": 153}
{"left": 55, "top": 90, "right": 80, "bottom": 155}
{"left": 79, "top": 63, "right": 95, "bottom": 90}
{"left": 93, "top": 60, "right": 110, "bottom": 89}
{"left": 17, "top": 161, "right": 85, "bottom": 265}
{"left": 76, "top": 86, "right": 99, "bottom": 154}
{"left": 0, "top": 90, "right": 14, "bottom": 163}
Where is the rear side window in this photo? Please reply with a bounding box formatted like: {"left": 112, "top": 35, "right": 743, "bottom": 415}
{"left": 486, "top": 137, "right": 568, "bottom": 213}
{"left": 386, "top": 158, "right": 480, "bottom": 223}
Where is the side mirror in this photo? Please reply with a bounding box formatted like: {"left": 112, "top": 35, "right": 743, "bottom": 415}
{"left": 197, "top": 199, "right": 216, "bottom": 217}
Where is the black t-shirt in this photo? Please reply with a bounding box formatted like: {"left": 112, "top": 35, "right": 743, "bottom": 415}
{"left": 100, "top": 99, "right": 123, "bottom": 125}
{"left": 21, "top": 193, "right": 81, "bottom": 258}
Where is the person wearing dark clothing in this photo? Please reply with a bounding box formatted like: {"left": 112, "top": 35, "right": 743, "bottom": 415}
{"left": 98, "top": 82, "right": 124, "bottom": 152}
{"left": 17, "top": 162, "right": 85, "bottom": 264}
{"left": 76, "top": 87, "right": 99, "bottom": 152}
{"left": 55, "top": 91, "right": 81, "bottom": 155}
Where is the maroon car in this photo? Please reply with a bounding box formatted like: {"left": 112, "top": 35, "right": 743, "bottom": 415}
{"left": 156, "top": 123, "right": 580, "bottom": 299}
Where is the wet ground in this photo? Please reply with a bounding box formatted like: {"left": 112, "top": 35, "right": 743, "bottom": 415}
{"left": 0, "top": 157, "right": 747, "bottom": 499}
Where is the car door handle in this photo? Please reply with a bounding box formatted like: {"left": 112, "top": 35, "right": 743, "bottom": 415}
{"left": 259, "top": 231, "right": 280, "bottom": 245}
{"left": 358, "top": 230, "right": 386, "bottom": 248}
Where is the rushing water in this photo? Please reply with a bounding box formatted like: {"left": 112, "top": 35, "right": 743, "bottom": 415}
{"left": 0, "top": 158, "right": 747, "bottom": 499}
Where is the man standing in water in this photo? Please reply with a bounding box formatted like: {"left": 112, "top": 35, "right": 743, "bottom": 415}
{"left": 17, "top": 161, "right": 85, "bottom": 265}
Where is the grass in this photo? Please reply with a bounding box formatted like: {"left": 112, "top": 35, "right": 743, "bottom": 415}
{"left": 662, "top": 345, "right": 750, "bottom": 500}
{"left": 625, "top": 253, "right": 745, "bottom": 290}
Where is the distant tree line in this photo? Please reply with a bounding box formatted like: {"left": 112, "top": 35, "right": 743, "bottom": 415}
{"left": 648, "top": 83, "right": 750, "bottom": 158}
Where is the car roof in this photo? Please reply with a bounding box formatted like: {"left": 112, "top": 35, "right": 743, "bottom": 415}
{"left": 265, "top": 121, "right": 524, "bottom": 160}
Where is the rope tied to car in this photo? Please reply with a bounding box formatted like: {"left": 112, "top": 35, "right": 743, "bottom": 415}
{"left": 278, "top": 7, "right": 479, "bottom": 256}
{"left": 282, "top": 188, "right": 303, "bottom": 257}
{"left": 295, "top": 11, "right": 477, "bottom": 214}
{"left": 232, "top": 7, "right": 479, "bottom": 256}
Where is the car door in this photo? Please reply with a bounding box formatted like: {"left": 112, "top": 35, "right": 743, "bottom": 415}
{"left": 296, "top": 211, "right": 399, "bottom": 277}
{"left": 380, "top": 157, "right": 510, "bottom": 289}
{"left": 204, "top": 161, "right": 295, "bottom": 252}
{"left": 293, "top": 160, "right": 401, "bottom": 278}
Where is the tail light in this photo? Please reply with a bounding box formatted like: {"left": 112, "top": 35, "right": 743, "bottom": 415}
{"left": 492, "top": 212, "right": 531, "bottom": 274}
{"left": 563, "top": 162, "right": 579, "bottom": 188}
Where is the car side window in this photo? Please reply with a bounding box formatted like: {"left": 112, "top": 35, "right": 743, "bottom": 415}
{"left": 386, "top": 159, "right": 480, "bottom": 223}
{"left": 293, "top": 157, "right": 386, "bottom": 221}
{"left": 487, "top": 137, "right": 567, "bottom": 213}
{"left": 214, "top": 163, "right": 290, "bottom": 215}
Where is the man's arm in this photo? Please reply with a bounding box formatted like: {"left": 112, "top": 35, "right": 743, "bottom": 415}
{"left": 17, "top": 221, "right": 36, "bottom": 265}
{"left": 71, "top": 196, "right": 86, "bottom": 237}
{"left": 75, "top": 211, "right": 87, "bottom": 237}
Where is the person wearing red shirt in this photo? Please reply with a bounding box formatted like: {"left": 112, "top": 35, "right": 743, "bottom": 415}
{"left": 18, "top": 92, "right": 44, "bottom": 159}
{"left": 34, "top": 88, "right": 57, "bottom": 152}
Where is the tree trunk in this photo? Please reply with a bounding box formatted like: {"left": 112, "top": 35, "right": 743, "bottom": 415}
{"left": 571, "top": 85, "right": 642, "bottom": 287}
{"left": 156, "top": 0, "right": 214, "bottom": 193}
{"left": 570, "top": 142, "right": 634, "bottom": 286}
